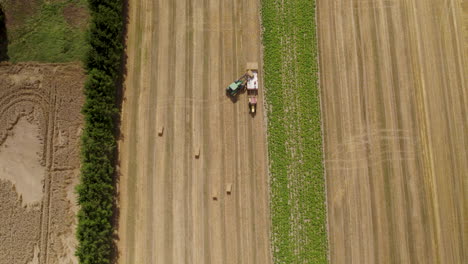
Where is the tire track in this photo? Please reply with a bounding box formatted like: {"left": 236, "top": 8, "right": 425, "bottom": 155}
{"left": 0, "top": 91, "right": 50, "bottom": 113}
{"left": 217, "top": 1, "right": 228, "bottom": 263}
{"left": 145, "top": 0, "right": 158, "bottom": 261}
{"left": 375, "top": 2, "right": 410, "bottom": 262}
{"left": 38, "top": 89, "right": 56, "bottom": 264}
{"left": 163, "top": 0, "right": 177, "bottom": 263}
{"left": 221, "top": 0, "right": 239, "bottom": 261}
{"left": 189, "top": 0, "right": 207, "bottom": 263}
{"left": 386, "top": 3, "right": 418, "bottom": 263}
{"left": 171, "top": 0, "right": 190, "bottom": 262}
{"left": 218, "top": 1, "right": 239, "bottom": 263}
{"left": 205, "top": 0, "right": 224, "bottom": 262}
{"left": 120, "top": 0, "right": 143, "bottom": 261}
{"left": 135, "top": 0, "right": 155, "bottom": 260}
{"left": 150, "top": 1, "right": 172, "bottom": 263}
{"left": 201, "top": 1, "right": 211, "bottom": 263}
{"left": 184, "top": 1, "right": 194, "bottom": 263}
{"left": 231, "top": 0, "right": 249, "bottom": 260}
{"left": 0, "top": 96, "right": 49, "bottom": 148}
{"left": 235, "top": 0, "right": 258, "bottom": 262}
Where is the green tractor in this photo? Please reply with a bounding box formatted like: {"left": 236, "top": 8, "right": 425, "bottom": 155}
{"left": 226, "top": 74, "right": 249, "bottom": 96}
{"left": 226, "top": 80, "right": 244, "bottom": 96}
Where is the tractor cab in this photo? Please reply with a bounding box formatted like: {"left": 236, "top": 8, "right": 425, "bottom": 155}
{"left": 226, "top": 80, "right": 244, "bottom": 96}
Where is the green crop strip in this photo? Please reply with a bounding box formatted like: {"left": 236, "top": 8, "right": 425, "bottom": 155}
{"left": 261, "top": 0, "right": 328, "bottom": 263}
{"left": 75, "top": 0, "right": 123, "bottom": 263}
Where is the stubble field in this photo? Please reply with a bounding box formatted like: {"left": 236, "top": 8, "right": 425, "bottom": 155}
{"left": 318, "top": 0, "right": 467, "bottom": 263}
{"left": 117, "top": 0, "right": 272, "bottom": 263}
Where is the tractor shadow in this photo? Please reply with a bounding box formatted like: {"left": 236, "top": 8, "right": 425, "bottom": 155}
{"left": 225, "top": 87, "right": 247, "bottom": 104}
{"left": 226, "top": 90, "right": 239, "bottom": 103}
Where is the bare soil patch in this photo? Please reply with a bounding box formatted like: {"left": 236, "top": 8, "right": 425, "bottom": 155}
{"left": 0, "top": 117, "right": 45, "bottom": 203}
{"left": 0, "top": 62, "right": 84, "bottom": 264}
{"left": 318, "top": 0, "right": 467, "bottom": 263}
{"left": 63, "top": 3, "right": 89, "bottom": 29}
{"left": 1, "top": 0, "right": 41, "bottom": 30}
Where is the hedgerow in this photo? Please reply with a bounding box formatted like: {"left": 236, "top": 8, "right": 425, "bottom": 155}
{"left": 261, "top": 0, "right": 328, "bottom": 263}
{"left": 76, "top": 0, "right": 123, "bottom": 263}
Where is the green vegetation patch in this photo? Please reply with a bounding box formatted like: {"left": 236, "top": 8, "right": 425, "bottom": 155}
{"left": 5, "top": 0, "right": 88, "bottom": 62}
{"left": 261, "top": 0, "right": 328, "bottom": 263}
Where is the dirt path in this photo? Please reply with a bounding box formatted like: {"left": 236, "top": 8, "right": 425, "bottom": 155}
{"left": 318, "top": 0, "right": 467, "bottom": 263}
{"left": 117, "top": 0, "right": 272, "bottom": 263}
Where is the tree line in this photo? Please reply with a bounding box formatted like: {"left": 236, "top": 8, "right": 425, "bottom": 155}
{"left": 76, "top": 0, "right": 124, "bottom": 263}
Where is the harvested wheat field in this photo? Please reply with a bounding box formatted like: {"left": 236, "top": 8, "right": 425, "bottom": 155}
{"left": 318, "top": 0, "right": 467, "bottom": 263}
{"left": 117, "top": 0, "right": 272, "bottom": 263}
{"left": 0, "top": 63, "right": 84, "bottom": 264}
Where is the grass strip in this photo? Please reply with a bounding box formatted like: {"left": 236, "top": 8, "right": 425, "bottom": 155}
{"left": 7, "top": 0, "right": 88, "bottom": 63}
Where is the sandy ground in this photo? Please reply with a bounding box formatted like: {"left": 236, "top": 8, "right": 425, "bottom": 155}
{"left": 317, "top": 0, "right": 467, "bottom": 263}
{"left": 0, "top": 63, "right": 84, "bottom": 264}
{"left": 0, "top": 118, "right": 45, "bottom": 203}
{"left": 117, "top": 0, "right": 272, "bottom": 263}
